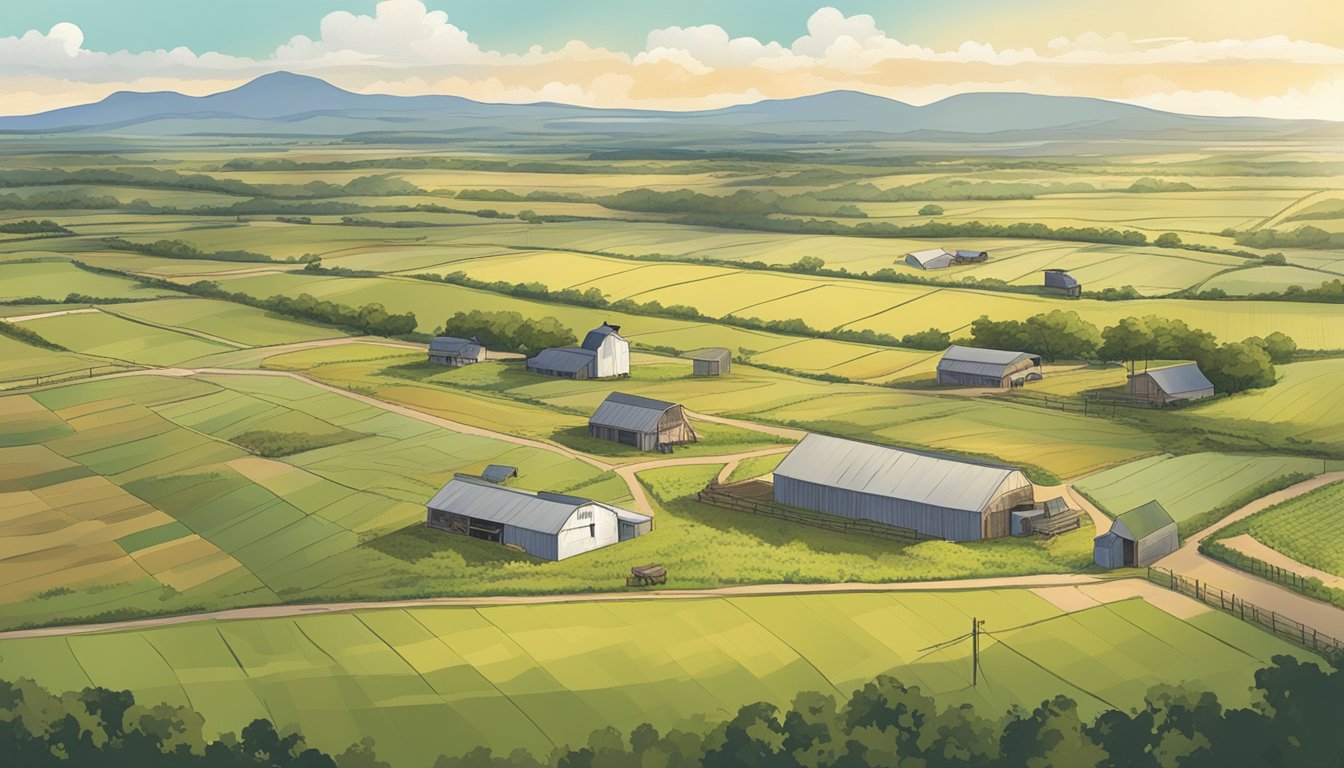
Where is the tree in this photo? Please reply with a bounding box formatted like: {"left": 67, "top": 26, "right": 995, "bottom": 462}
{"left": 1155, "top": 232, "right": 1183, "bottom": 248}
{"left": 792, "top": 256, "right": 825, "bottom": 273}
{"left": 1248, "top": 331, "right": 1297, "bottom": 364}
{"left": 1200, "top": 341, "right": 1275, "bottom": 392}
{"left": 918, "top": 204, "right": 944, "bottom": 216}
{"left": 1019, "top": 310, "right": 1100, "bottom": 361}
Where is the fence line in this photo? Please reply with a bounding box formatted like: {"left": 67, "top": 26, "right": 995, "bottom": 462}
{"left": 0, "top": 364, "right": 135, "bottom": 391}
{"left": 1147, "top": 566, "right": 1344, "bottom": 659}
{"left": 698, "top": 484, "right": 925, "bottom": 543}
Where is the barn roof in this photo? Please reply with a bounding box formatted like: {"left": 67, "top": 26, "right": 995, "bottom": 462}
{"left": 773, "top": 433, "right": 1026, "bottom": 514}
{"left": 955, "top": 249, "right": 988, "bottom": 259}
{"left": 581, "top": 323, "right": 623, "bottom": 351}
{"left": 937, "top": 345, "right": 1040, "bottom": 378}
{"left": 1112, "top": 500, "right": 1176, "bottom": 540}
{"left": 1142, "top": 363, "right": 1214, "bottom": 396}
{"left": 481, "top": 464, "right": 517, "bottom": 483}
{"left": 589, "top": 391, "right": 678, "bottom": 433}
{"left": 906, "top": 248, "right": 952, "bottom": 266}
{"left": 691, "top": 348, "right": 732, "bottom": 364}
{"left": 427, "top": 475, "right": 596, "bottom": 534}
{"left": 527, "top": 347, "right": 595, "bottom": 373}
{"left": 429, "top": 336, "right": 482, "bottom": 356}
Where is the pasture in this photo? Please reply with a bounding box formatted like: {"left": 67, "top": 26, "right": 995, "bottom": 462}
{"left": 0, "top": 258, "right": 168, "bottom": 301}
{"left": 0, "top": 589, "right": 1314, "bottom": 766}
{"left": 1073, "top": 453, "right": 1326, "bottom": 531}
{"left": 1232, "top": 480, "right": 1344, "bottom": 578}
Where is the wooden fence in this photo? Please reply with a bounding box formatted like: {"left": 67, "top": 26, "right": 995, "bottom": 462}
{"left": 0, "top": 364, "right": 136, "bottom": 391}
{"left": 1147, "top": 567, "right": 1344, "bottom": 660}
{"left": 698, "top": 484, "right": 925, "bottom": 543}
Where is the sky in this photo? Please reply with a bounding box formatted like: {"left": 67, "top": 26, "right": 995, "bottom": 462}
{"left": 2, "top": 0, "right": 1341, "bottom": 119}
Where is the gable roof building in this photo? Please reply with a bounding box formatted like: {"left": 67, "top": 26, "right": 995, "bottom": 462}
{"left": 906, "top": 248, "right": 956, "bottom": 270}
{"left": 1044, "top": 268, "right": 1082, "bottom": 297}
{"left": 428, "top": 336, "right": 486, "bottom": 366}
{"left": 426, "top": 474, "right": 650, "bottom": 560}
{"left": 1094, "top": 500, "right": 1179, "bottom": 568}
{"left": 588, "top": 392, "right": 697, "bottom": 452}
{"left": 772, "top": 433, "right": 1033, "bottom": 541}
{"left": 527, "top": 322, "right": 630, "bottom": 379}
{"left": 691, "top": 348, "right": 732, "bottom": 376}
{"left": 936, "top": 345, "right": 1043, "bottom": 388}
{"left": 1129, "top": 362, "right": 1215, "bottom": 405}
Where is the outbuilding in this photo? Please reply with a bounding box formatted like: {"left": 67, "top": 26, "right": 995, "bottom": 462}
{"left": 691, "top": 348, "right": 732, "bottom": 376}
{"left": 936, "top": 345, "right": 1043, "bottom": 388}
{"left": 772, "top": 433, "right": 1034, "bottom": 541}
{"left": 481, "top": 464, "right": 517, "bottom": 484}
{"left": 1044, "top": 269, "right": 1082, "bottom": 298}
{"left": 527, "top": 322, "right": 630, "bottom": 379}
{"left": 1129, "top": 363, "right": 1215, "bottom": 405}
{"left": 906, "top": 248, "right": 956, "bottom": 270}
{"left": 588, "top": 392, "right": 697, "bottom": 452}
{"left": 426, "top": 474, "right": 649, "bottom": 560}
{"left": 1093, "top": 500, "right": 1179, "bottom": 568}
{"left": 428, "top": 336, "right": 486, "bottom": 366}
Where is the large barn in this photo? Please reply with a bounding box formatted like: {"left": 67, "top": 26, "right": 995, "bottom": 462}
{"left": 527, "top": 322, "right": 630, "bottom": 379}
{"left": 588, "top": 392, "right": 697, "bottom": 452}
{"left": 425, "top": 474, "right": 651, "bottom": 560}
{"left": 1129, "top": 363, "right": 1214, "bottom": 405}
{"left": 772, "top": 434, "right": 1034, "bottom": 541}
{"left": 1094, "top": 500, "right": 1178, "bottom": 568}
{"left": 936, "top": 345, "right": 1043, "bottom": 388}
{"left": 427, "top": 336, "right": 486, "bottom": 366}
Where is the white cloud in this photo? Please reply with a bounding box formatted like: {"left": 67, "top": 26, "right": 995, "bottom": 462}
{"left": 0, "top": 1, "right": 1339, "bottom": 120}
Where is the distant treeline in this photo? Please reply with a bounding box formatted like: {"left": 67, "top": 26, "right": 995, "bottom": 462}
{"left": 439, "top": 309, "right": 576, "bottom": 356}
{"left": 7, "top": 652, "right": 1343, "bottom": 768}
{"left": 0, "top": 190, "right": 119, "bottom": 210}
{"left": 0, "top": 218, "right": 72, "bottom": 234}
{"left": 1197, "top": 278, "right": 1344, "bottom": 304}
{"left": 0, "top": 319, "right": 68, "bottom": 351}
{"left": 968, "top": 311, "right": 1297, "bottom": 392}
{"left": 0, "top": 167, "right": 425, "bottom": 200}
{"left": 1229, "top": 224, "right": 1344, "bottom": 250}
{"left": 101, "top": 237, "right": 315, "bottom": 264}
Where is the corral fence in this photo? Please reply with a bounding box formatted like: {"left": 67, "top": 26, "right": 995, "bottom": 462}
{"left": 1147, "top": 566, "right": 1344, "bottom": 660}
{"left": 697, "top": 481, "right": 927, "bottom": 543}
{"left": 1003, "top": 390, "right": 1227, "bottom": 417}
{"left": 0, "top": 364, "right": 138, "bottom": 391}
{"left": 1223, "top": 553, "right": 1315, "bottom": 595}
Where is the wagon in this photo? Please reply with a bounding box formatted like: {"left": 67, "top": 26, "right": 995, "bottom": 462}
{"left": 627, "top": 564, "right": 667, "bottom": 587}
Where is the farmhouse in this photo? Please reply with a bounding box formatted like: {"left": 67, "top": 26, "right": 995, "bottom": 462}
{"left": 588, "top": 392, "right": 697, "bottom": 452}
{"left": 691, "top": 348, "right": 732, "bottom": 376}
{"left": 1044, "top": 269, "right": 1082, "bottom": 298}
{"left": 1093, "top": 500, "right": 1178, "bottom": 568}
{"left": 426, "top": 474, "right": 651, "bottom": 560}
{"left": 936, "top": 345, "right": 1043, "bottom": 388}
{"left": 526, "top": 322, "right": 630, "bottom": 379}
{"left": 904, "top": 248, "right": 990, "bottom": 270}
{"left": 427, "top": 336, "right": 485, "bottom": 366}
{"left": 772, "top": 433, "right": 1033, "bottom": 541}
{"left": 1129, "top": 363, "right": 1215, "bottom": 404}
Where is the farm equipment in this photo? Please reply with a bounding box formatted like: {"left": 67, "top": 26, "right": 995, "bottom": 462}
{"left": 627, "top": 564, "right": 667, "bottom": 587}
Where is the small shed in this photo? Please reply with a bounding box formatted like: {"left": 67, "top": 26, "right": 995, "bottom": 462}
{"left": 588, "top": 392, "right": 697, "bottom": 452}
{"left": 954, "top": 249, "right": 989, "bottom": 264}
{"left": 426, "top": 475, "right": 647, "bottom": 560}
{"left": 428, "top": 336, "right": 486, "bottom": 366}
{"left": 527, "top": 347, "right": 597, "bottom": 379}
{"left": 1129, "top": 363, "right": 1215, "bottom": 405}
{"left": 691, "top": 348, "right": 732, "bottom": 376}
{"left": 481, "top": 465, "right": 517, "bottom": 484}
{"left": 1093, "top": 500, "right": 1179, "bottom": 568}
{"left": 616, "top": 508, "right": 654, "bottom": 541}
{"left": 906, "top": 248, "right": 955, "bottom": 270}
{"left": 936, "top": 345, "right": 1043, "bottom": 388}
{"left": 1044, "top": 269, "right": 1081, "bottom": 298}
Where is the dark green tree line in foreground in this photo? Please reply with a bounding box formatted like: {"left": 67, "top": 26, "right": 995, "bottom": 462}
{"left": 4, "top": 655, "right": 1342, "bottom": 767}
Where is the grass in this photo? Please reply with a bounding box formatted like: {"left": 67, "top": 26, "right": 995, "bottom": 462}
{"left": 1220, "top": 480, "right": 1344, "bottom": 577}
{"left": 725, "top": 452, "right": 787, "bottom": 483}
{"left": 228, "top": 428, "right": 366, "bottom": 457}
{"left": 19, "top": 310, "right": 238, "bottom": 366}
{"left": 0, "top": 589, "right": 1316, "bottom": 767}
{"left": 1074, "top": 453, "right": 1325, "bottom": 536}
{"left": 0, "top": 259, "right": 169, "bottom": 301}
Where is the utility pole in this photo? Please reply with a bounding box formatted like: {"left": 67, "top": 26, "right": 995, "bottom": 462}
{"left": 972, "top": 617, "right": 978, "bottom": 687}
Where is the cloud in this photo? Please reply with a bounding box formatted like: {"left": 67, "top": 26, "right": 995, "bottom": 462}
{"left": 0, "top": 0, "right": 1339, "bottom": 120}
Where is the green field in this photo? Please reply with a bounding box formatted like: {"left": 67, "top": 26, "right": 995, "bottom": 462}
{"left": 0, "top": 589, "right": 1314, "bottom": 766}
{"left": 1234, "top": 480, "right": 1344, "bottom": 577}
{"left": 1074, "top": 452, "right": 1325, "bottom": 530}
{"left": 0, "top": 258, "right": 170, "bottom": 301}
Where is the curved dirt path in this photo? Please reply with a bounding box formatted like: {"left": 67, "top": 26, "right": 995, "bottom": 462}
{"left": 4, "top": 307, "right": 101, "bottom": 323}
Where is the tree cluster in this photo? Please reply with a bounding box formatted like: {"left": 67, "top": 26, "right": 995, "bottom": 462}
{"left": 101, "top": 237, "right": 316, "bottom": 264}
{"left": 1232, "top": 225, "right": 1341, "bottom": 250}
{"left": 0, "top": 219, "right": 72, "bottom": 234}
{"left": 179, "top": 280, "right": 417, "bottom": 337}
{"left": 440, "top": 309, "right": 577, "bottom": 356}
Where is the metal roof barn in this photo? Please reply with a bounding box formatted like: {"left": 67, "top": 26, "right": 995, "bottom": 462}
{"left": 481, "top": 464, "right": 517, "bottom": 483}
{"left": 528, "top": 322, "right": 629, "bottom": 379}
{"left": 426, "top": 475, "right": 648, "bottom": 560}
{"left": 428, "top": 336, "right": 485, "bottom": 366}
{"left": 691, "top": 348, "right": 732, "bottom": 376}
{"left": 936, "top": 345, "right": 1043, "bottom": 388}
{"left": 588, "top": 392, "right": 697, "bottom": 452}
{"left": 1094, "top": 500, "right": 1179, "bottom": 568}
{"left": 527, "top": 347, "right": 597, "bottom": 378}
{"left": 906, "top": 248, "right": 955, "bottom": 269}
{"left": 772, "top": 434, "right": 1032, "bottom": 541}
{"left": 1129, "top": 363, "right": 1215, "bottom": 405}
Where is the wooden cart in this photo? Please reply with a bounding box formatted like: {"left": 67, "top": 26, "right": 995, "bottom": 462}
{"left": 627, "top": 564, "right": 667, "bottom": 587}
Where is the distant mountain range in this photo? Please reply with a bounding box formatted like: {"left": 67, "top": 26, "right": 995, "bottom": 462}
{"left": 0, "top": 71, "right": 1334, "bottom": 143}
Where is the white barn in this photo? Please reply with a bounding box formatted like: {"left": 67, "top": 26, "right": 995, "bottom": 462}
{"left": 527, "top": 322, "right": 630, "bottom": 379}
{"left": 426, "top": 475, "right": 651, "bottom": 560}
{"left": 773, "top": 434, "right": 1033, "bottom": 541}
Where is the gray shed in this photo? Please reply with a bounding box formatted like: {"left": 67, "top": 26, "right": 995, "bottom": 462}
{"left": 936, "top": 345, "right": 1043, "bottom": 388}
{"left": 1129, "top": 363, "right": 1215, "bottom": 405}
{"left": 954, "top": 249, "right": 989, "bottom": 263}
{"left": 1044, "top": 269, "right": 1081, "bottom": 297}
{"left": 1093, "top": 500, "right": 1179, "bottom": 568}
{"left": 426, "top": 475, "right": 647, "bottom": 560}
{"left": 588, "top": 392, "right": 697, "bottom": 452}
{"left": 616, "top": 508, "right": 654, "bottom": 541}
{"left": 481, "top": 464, "right": 517, "bottom": 483}
{"left": 428, "top": 336, "right": 486, "bottom": 366}
{"left": 527, "top": 347, "right": 597, "bottom": 379}
{"left": 691, "top": 348, "right": 732, "bottom": 376}
{"left": 772, "top": 434, "right": 1033, "bottom": 541}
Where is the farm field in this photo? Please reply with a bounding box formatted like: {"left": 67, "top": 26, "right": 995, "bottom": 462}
{"left": 0, "top": 335, "right": 121, "bottom": 388}
{"left": 0, "top": 258, "right": 170, "bottom": 301}
{"left": 0, "top": 589, "right": 1315, "bottom": 766}
{"left": 1184, "top": 357, "right": 1344, "bottom": 449}
{"left": 1073, "top": 452, "right": 1327, "bottom": 530}
{"left": 18, "top": 310, "right": 241, "bottom": 365}
{"left": 1229, "top": 480, "right": 1344, "bottom": 577}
